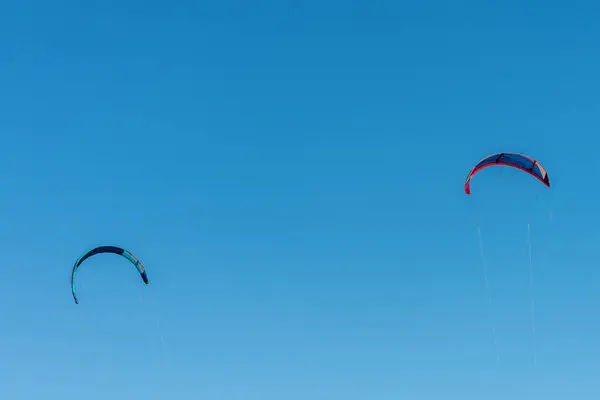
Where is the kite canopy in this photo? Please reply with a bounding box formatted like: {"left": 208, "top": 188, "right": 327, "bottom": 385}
{"left": 464, "top": 152, "right": 550, "bottom": 194}
{"left": 70, "top": 245, "right": 148, "bottom": 304}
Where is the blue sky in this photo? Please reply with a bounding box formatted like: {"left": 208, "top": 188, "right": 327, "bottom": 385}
{"left": 1, "top": 0, "right": 599, "bottom": 398}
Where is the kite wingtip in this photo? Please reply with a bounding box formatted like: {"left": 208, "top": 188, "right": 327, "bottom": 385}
{"left": 141, "top": 271, "right": 149, "bottom": 285}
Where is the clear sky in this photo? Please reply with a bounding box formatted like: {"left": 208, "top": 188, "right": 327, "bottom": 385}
{"left": 1, "top": 0, "right": 599, "bottom": 399}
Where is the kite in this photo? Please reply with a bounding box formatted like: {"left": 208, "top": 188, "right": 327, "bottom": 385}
{"left": 464, "top": 152, "right": 550, "bottom": 194}
{"left": 70, "top": 245, "right": 148, "bottom": 304}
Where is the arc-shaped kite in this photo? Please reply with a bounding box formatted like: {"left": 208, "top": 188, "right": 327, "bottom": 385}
{"left": 70, "top": 245, "right": 148, "bottom": 304}
{"left": 464, "top": 152, "right": 550, "bottom": 194}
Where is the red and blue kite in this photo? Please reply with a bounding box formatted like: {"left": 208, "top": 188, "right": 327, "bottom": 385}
{"left": 464, "top": 152, "right": 550, "bottom": 194}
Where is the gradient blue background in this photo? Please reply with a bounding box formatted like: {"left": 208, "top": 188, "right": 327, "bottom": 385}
{"left": 1, "top": 1, "right": 599, "bottom": 399}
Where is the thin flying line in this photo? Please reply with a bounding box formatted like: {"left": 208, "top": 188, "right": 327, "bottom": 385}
{"left": 477, "top": 225, "right": 499, "bottom": 362}
{"left": 527, "top": 222, "right": 537, "bottom": 365}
